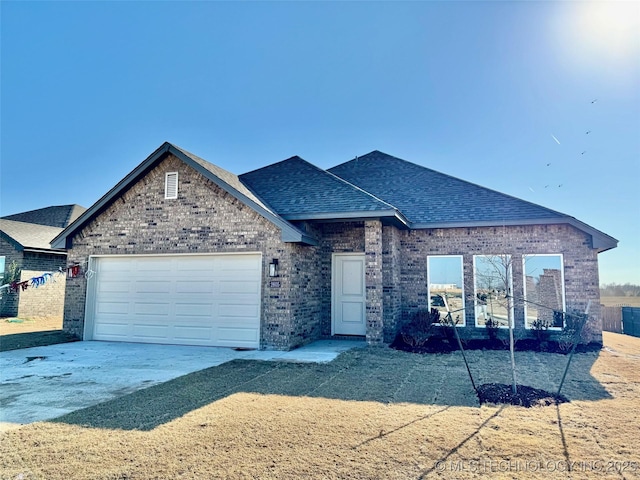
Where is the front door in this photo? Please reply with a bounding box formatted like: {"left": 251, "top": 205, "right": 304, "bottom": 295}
{"left": 332, "top": 254, "right": 366, "bottom": 336}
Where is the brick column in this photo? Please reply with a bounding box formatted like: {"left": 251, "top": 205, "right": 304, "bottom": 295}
{"left": 365, "top": 220, "right": 384, "bottom": 344}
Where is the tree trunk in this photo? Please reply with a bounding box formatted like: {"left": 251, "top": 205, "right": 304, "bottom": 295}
{"left": 507, "top": 287, "right": 517, "bottom": 395}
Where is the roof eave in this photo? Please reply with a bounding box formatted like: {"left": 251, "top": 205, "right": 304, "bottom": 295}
{"left": 281, "top": 209, "right": 410, "bottom": 228}
{"left": 23, "top": 247, "right": 67, "bottom": 255}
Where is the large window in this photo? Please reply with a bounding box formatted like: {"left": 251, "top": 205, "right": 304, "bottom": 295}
{"left": 427, "top": 255, "right": 465, "bottom": 325}
{"left": 474, "top": 255, "right": 513, "bottom": 327}
{"left": 523, "top": 254, "right": 565, "bottom": 329}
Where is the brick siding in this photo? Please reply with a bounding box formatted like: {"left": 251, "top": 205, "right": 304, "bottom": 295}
{"left": 61, "top": 154, "right": 604, "bottom": 349}
{"left": 63, "top": 154, "right": 312, "bottom": 350}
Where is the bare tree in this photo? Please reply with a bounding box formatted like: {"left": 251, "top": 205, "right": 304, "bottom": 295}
{"left": 476, "top": 254, "right": 517, "bottom": 395}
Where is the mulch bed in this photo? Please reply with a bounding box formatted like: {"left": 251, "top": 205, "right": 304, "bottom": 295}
{"left": 390, "top": 335, "right": 602, "bottom": 355}
{"left": 477, "top": 383, "right": 569, "bottom": 408}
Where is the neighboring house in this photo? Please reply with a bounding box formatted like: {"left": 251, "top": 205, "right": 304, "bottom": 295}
{"left": 52, "top": 143, "right": 617, "bottom": 350}
{"left": 0, "top": 205, "right": 86, "bottom": 320}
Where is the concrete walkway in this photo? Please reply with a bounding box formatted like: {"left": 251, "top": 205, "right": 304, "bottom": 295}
{"left": 0, "top": 339, "right": 365, "bottom": 430}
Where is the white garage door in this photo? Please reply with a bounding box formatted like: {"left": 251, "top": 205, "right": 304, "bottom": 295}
{"left": 88, "top": 254, "right": 262, "bottom": 348}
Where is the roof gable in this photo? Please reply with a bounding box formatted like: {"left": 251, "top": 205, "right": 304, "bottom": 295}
{"left": 239, "top": 156, "right": 408, "bottom": 224}
{"left": 51, "top": 143, "right": 316, "bottom": 249}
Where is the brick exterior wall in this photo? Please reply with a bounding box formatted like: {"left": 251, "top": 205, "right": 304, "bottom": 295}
{"left": 0, "top": 237, "right": 23, "bottom": 317}
{"left": 382, "top": 225, "right": 402, "bottom": 342}
{"left": 0, "top": 238, "right": 66, "bottom": 320}
{"left": 365, "top": 220, "right": 384, "bottom": 344}
{"left": 63, "top": 154, "right": 317, "bottom": 350}
{"left": 398, "top": 224, "right": 602, "bottom": 343}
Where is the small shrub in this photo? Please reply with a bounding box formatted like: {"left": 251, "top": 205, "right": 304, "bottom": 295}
{"left": 485, "top": 317, "right": 499, "bottom": 341}
{"left": 558, "top": 311, "right": 588, "bottom": 352}
{"left": 4, "top": 261, "right": 21, "bottom": 285}
{"left": 531, "top": 318, "right": 551, "bottom": 343}
{"left": 400, "top": 309, "right": 440, "bottom": 347}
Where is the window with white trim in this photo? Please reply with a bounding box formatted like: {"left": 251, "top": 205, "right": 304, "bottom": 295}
{"left": 165, "top": 172, "right": 178, "bottom": 199}
{"left": 474, "top": 254, "right": 513, "bottom": 328}
{"left": 0, "top": 256, "right": 5, "bottom": 283}
{"left": 427, "top": 255, "right": 465, "bottom": 325}
{"left": 523, "top": 254, "right": 565, "bottom": 329}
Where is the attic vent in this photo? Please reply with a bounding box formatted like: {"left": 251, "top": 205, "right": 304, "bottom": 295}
{"left": 165, "top": 172, "right": 179, "bottom": 199}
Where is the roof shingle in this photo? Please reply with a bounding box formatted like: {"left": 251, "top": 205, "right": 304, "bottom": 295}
{"left": 328, "top": 150, "right": 566, "bottom": 226}
{"left": 240, "top": 156, "right": 397, "bottom": 219}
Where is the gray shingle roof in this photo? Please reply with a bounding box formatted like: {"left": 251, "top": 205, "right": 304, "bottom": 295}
{"left": 240, "top": 156, "right": 401, "bottom": 220}
{"left": 0, "top": 219, "right": 64, "bottom": 251}
{"left": 328, "top": 150, "right": 567, "bottom": 226}
{"left": 2, "top": 205, "right": 86, "bottom": 228}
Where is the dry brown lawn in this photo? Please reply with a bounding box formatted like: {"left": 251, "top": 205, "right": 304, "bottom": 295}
{"left": 1, "top": 332, "right": 639, "bottom": 480}
{"left": 600, "top": 296, "right": 640, "bottom": 307}
{"left": 0, "top": 316, "right": 62, "bottom": 335}
{"left": 0, "top": 317, "right": 76, "bottom": 352}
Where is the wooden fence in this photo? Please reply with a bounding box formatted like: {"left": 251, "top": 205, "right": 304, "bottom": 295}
{"left": 601, "top": 305, "right": 623, "bottom": 333}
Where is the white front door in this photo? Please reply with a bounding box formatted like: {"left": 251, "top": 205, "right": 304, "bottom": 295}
{"left": 332, "top": 254, "right": 366, "bottom": 336}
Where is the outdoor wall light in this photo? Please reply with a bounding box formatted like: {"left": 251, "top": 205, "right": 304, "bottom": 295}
{"left": 268, "top": 259, "right": 279, "bottom": 277}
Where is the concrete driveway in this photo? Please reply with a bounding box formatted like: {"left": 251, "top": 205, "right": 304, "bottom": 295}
{"left": 0, "top": 339, "right": 363, "bottom": 431}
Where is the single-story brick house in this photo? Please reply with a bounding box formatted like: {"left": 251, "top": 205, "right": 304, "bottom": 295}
{"left": 1, "top": 205, "right": 86, "bottom": 319}
{"left": 52, "top": 142, "right": 617, "bottom": 350}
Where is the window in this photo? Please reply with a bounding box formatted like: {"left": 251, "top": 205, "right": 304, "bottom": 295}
{"left": 0, "top": 256, "right": 5, "bottom": 283}
{"left": 523, "top": 254, "right": 565, "bottom": 329}
{"left": 474, "top": 255, "right": 513, "bottom": 327}
{"left": 165, "top": 172, "right": 179, "bottom": 199}
{"left": 427, "top": 255, "right": 465, "bottom": 325}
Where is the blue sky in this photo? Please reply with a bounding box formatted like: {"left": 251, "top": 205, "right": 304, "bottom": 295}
{"left": 1, "top": 1, "right": 638, "bottom": 284}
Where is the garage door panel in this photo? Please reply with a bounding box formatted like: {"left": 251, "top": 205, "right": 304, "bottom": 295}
{"left": 174, "top": 302, "right": 213, "bottom": 317}
{"left": 219, "top": 303, "right": 259, "bottom": 318}
{"left": 173, "top": 326, "right": 212, "bottom": 341}
{"left": 95, "top": 322, "right": 130, "bottom": 337}
{"left": 220, "top": 280, "right": 260, "bottom": 294}
{"left": 97, "top": 281, "right": 130, "bottom": 294}
{"left": 97, "top": 301, "right": 130, "bottom": 315}
{"left": 135, "top": 258, "right": 173, "bottom": 273}
{"left": 175, "top": 280, "right": 215, "bottom": 294}
{"left": 134, "top": 280, "right": 172, "bottom": 294}
{"left": 132, "top": 324, "right": 170, "bottom": 339}
{"left": 133, "top": 302, "right": 170, "bottom": 316}
{"left": 99, "top": 259, "right": 133, "bottom": 273}
{"left": 91, "top": 254, "right": 261, "bottom": 348}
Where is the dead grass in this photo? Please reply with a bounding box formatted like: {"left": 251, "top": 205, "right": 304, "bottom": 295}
{"left": 1, "top": 333, "right": 639, "bottom": 479}
{"left": 0, "top": 317, "right": 62, "bottom": 336}
{"left": 0, "top": 317, "right": 77, "bottom": 352}
{"left": 600, "top": 296, "right": 640, "bottom": 307}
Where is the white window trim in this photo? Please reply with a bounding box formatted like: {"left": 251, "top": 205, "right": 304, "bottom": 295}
{"left": 427, "top": 255, "right": 465, "bottom": 326}
{"left": 522, "top": 253, "right": 566, "bottom": 330}
{"left": 165, "top": 172, "right": 179, "bottom": 199}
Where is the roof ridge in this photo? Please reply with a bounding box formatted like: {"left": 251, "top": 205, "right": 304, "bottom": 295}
{"left": 240, "top": 155, "right": 306, "bottom": 177}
